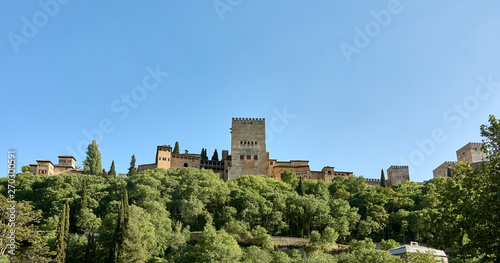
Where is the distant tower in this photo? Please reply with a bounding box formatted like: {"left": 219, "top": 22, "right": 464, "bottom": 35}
{"left": 228, "top": 118, "right": 268, "bottom": 180}
{"left": 58, "top": 155, "right": 76, "bottom": 169}
{"left": 156, "top": 145, "right": 172, "bottom": 169}
{"left": 387, "top": 165, "right": 409, "bottom": 185}
{"left": 456, "top": 142, "right": 488, "bottom": 164}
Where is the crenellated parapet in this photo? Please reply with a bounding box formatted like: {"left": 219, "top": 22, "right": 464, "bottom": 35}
{"left": 389, "top": 165, "right": 409, "bottom": 169}
{"left": 232, "top": 117, "right": 265, "bottom": 124}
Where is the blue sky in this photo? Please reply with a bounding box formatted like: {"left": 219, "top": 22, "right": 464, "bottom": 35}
{"left": 2, "top": 1, "right": 500, "bottom": 183}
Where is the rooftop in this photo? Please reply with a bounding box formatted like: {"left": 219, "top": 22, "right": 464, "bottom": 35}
{"left": 389, "top": 242, "right": 447, "bottom": 257}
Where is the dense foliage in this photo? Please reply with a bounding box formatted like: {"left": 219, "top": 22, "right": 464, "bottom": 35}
{"left": 0, "top": 115, "right": 498, "bottom": 262}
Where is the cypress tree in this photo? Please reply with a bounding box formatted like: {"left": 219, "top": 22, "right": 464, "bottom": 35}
{"left": 84, "top": 233, "right": 96, "bottom": 263}
{"left": 83, "top": 140, "right": 102, "bottom": 175}
{"left": 65, "top": 203, "right": 70, "bottom": 245}
{"left": 173, "top": 141, "right": 180, "bottom": 154}
{"left": 108, "top": 160, "right": 117, "bottom": 178}
{"left": 211, "top": 149, "right": 219, "bottom": 161}
{"left": 201, "top": 148, "right": 209, "bottom": 160}
{"left": 296, "top": 177, "right": 304, "bottom": 196}
{"left": 101, "top": 168, "right": 107, "bottom": 178}
{"left": 128, "top": 155, "right": 137, "bottom": 177}
{"left": 380, "top": 169, "right": 387, "bottom": 187}
{"left": 109, "top": 189, "right": 130, "bottom": 262}
{"left": 81, "top": 180, "right": 88, "bottom": 210}
{"left": 55, "top": 203, "right": 70, "bottom": 263}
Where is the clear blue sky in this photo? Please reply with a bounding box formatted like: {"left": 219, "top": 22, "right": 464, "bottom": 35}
{"left": 2, "top": 1, "right": 500, "bottom": 183}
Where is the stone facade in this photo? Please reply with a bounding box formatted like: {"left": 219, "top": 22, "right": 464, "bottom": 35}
{"left": 29, "top": 155, "right": 81, "bottom": 176}
{"left": 365, "top": 178, "right": 381, "bottom": 187}
{"left": 456, "top": 142, "right": 488, "bottom": 164}
{"left": 228, "top": 118, "right": 268, "bottom": 180}
{"left": 387, "top": 165, "right": 410, "bottom": 185}
{"left": 433, "top": 161, "right": 455, "bottom": 178}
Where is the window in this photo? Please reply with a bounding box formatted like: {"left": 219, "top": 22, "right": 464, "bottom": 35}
{"left": 247, "top": 155, "right": 251, "bottom": 160}
{"left": 163, "top": 157, "right": 167, "bottom": 161}
{"left": 255, "top": 141, "right": 258, "bottom": 145}
{"left": 159, "top": 157, "right": 161, "bottom": 160}
{"left": 240, "top": 141, "right": 243, "bottom": 144}
{"left": 240, "top": 155, "right": 244, "bottom": 160}
{"left": 254, "top": 155, "right": 258, "bottom": 160}
{"left": 184, "top": 163, "right": 188, "bottom": 167}
{"left": 270, "top": 161, "right": 273, "bottom": 165}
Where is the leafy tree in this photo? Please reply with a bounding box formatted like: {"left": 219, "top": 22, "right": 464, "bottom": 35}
{"left": 380, "top": 239, "right": 399, "bottom": 250}
{"left": 76, "top": 208, "right": 101, "bottom": 233}
{"left": 248, "top": 226, "right": 274, "bottom": 250}
{"left": 128, "top": 155, "right": 137, "bottom": 177}
{"left": 66, "top": 234, "right": 87, "bottom": 263}
{"left": 401, "top": 252, "right": 441, "bottom": 262}
{"left": 173, "top": 141, "right": 180, "bottom": 154}
{"left": 81, "top": 180, "right": 88, "bottom": 210}
{"left": 108, "top": 160, "right": 117, "bottom": 178}
{"left": 0, "top": 194, "right": 52, "bottom": 262}
{"left": 211, "top": 149, "right": 219, "bottom": 161}
{"left": 380, "top": 169, "right": 387, "bottom": 187}
{"left": 83, "top": 140, "right": 102, "bottom": 175}
{"left": 21, "top": 165, "right": 30, "bottom": 173}
{"left": 240, "top": 246, "right": 272, "bottom": 263}
{"left": 281, "top": 170, "right": 297, "bottom": 185}
{"left": 194, "top": 224, "right": 242, "bottom": 263}
{"left": 347, "top": 238, "right": 375, "bottom": 252}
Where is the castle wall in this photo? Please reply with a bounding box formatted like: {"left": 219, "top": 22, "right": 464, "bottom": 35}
{"left": 433, "top": 161, "right": 455, "bottom": 178}
{"left": 171, "top": 154, "right": 201, "bottom": 168}
{"left": 138, "top": 163, "right": 157, "bottom": 172}
{"left": 366, "top": 178, "right": 381, "bottom": 187}
{"left": 228, "top": 118, "right": 268, "bottom": 179}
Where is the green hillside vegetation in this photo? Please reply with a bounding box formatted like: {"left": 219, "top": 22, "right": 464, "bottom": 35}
{"left": 1, "top": 115, "right": 499, "bottom": 262}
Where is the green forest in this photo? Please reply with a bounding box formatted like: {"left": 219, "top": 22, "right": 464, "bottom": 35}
{"left": 1, "top": 115, "right": 499, "bottom": 263}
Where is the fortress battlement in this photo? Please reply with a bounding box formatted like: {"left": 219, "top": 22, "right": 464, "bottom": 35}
{"left": 389, "top": 165, "right": 409, "bottom": 169}
{"left": 232, "top": 117, "right": 265, "bottom": 123}
{"left": 457, "top": 142, "right": 484, "bottom": 153}
{"left": 366, "top": 178, "right": 381, "bottom": 182}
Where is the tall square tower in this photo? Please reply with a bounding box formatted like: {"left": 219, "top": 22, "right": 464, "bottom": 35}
{"left": 456, "top": 142, "right": 488, "bottom": 164}
{"left": 228, "top": 118, "right": 268, "bottom": 180}
{"left": 387, "top": 165, "right": 409, "bottom": 185}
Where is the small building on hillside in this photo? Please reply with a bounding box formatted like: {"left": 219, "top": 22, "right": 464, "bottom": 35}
{"left": 29, "top": 155, "right": 82, "bottom": 176}
{"left": 389, "top": 242, "right": 447, "bottom": 262}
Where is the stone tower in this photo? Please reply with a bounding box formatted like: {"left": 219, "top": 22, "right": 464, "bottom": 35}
{"left": 387, "top": 165, "right": 409, "bottom": 185}
{"left": 456, "top": 142, "right": 488, "bottom": 164}
{"left": 228, "top": 118, "right": 268, "bottom": 180}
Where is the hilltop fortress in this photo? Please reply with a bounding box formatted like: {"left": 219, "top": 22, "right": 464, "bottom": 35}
{"left": 138, "top": 118, "right": 354, "bottom": 183}
{"left": 28, "top": 117, "right": 418, "bottom": 185}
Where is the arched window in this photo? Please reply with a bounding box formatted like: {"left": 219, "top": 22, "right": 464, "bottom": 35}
{"left": 327, "top": 171, "right": 331, "bottom": 175}
{"left": 184, "top": 163, "right": 188, "bottom": 167}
